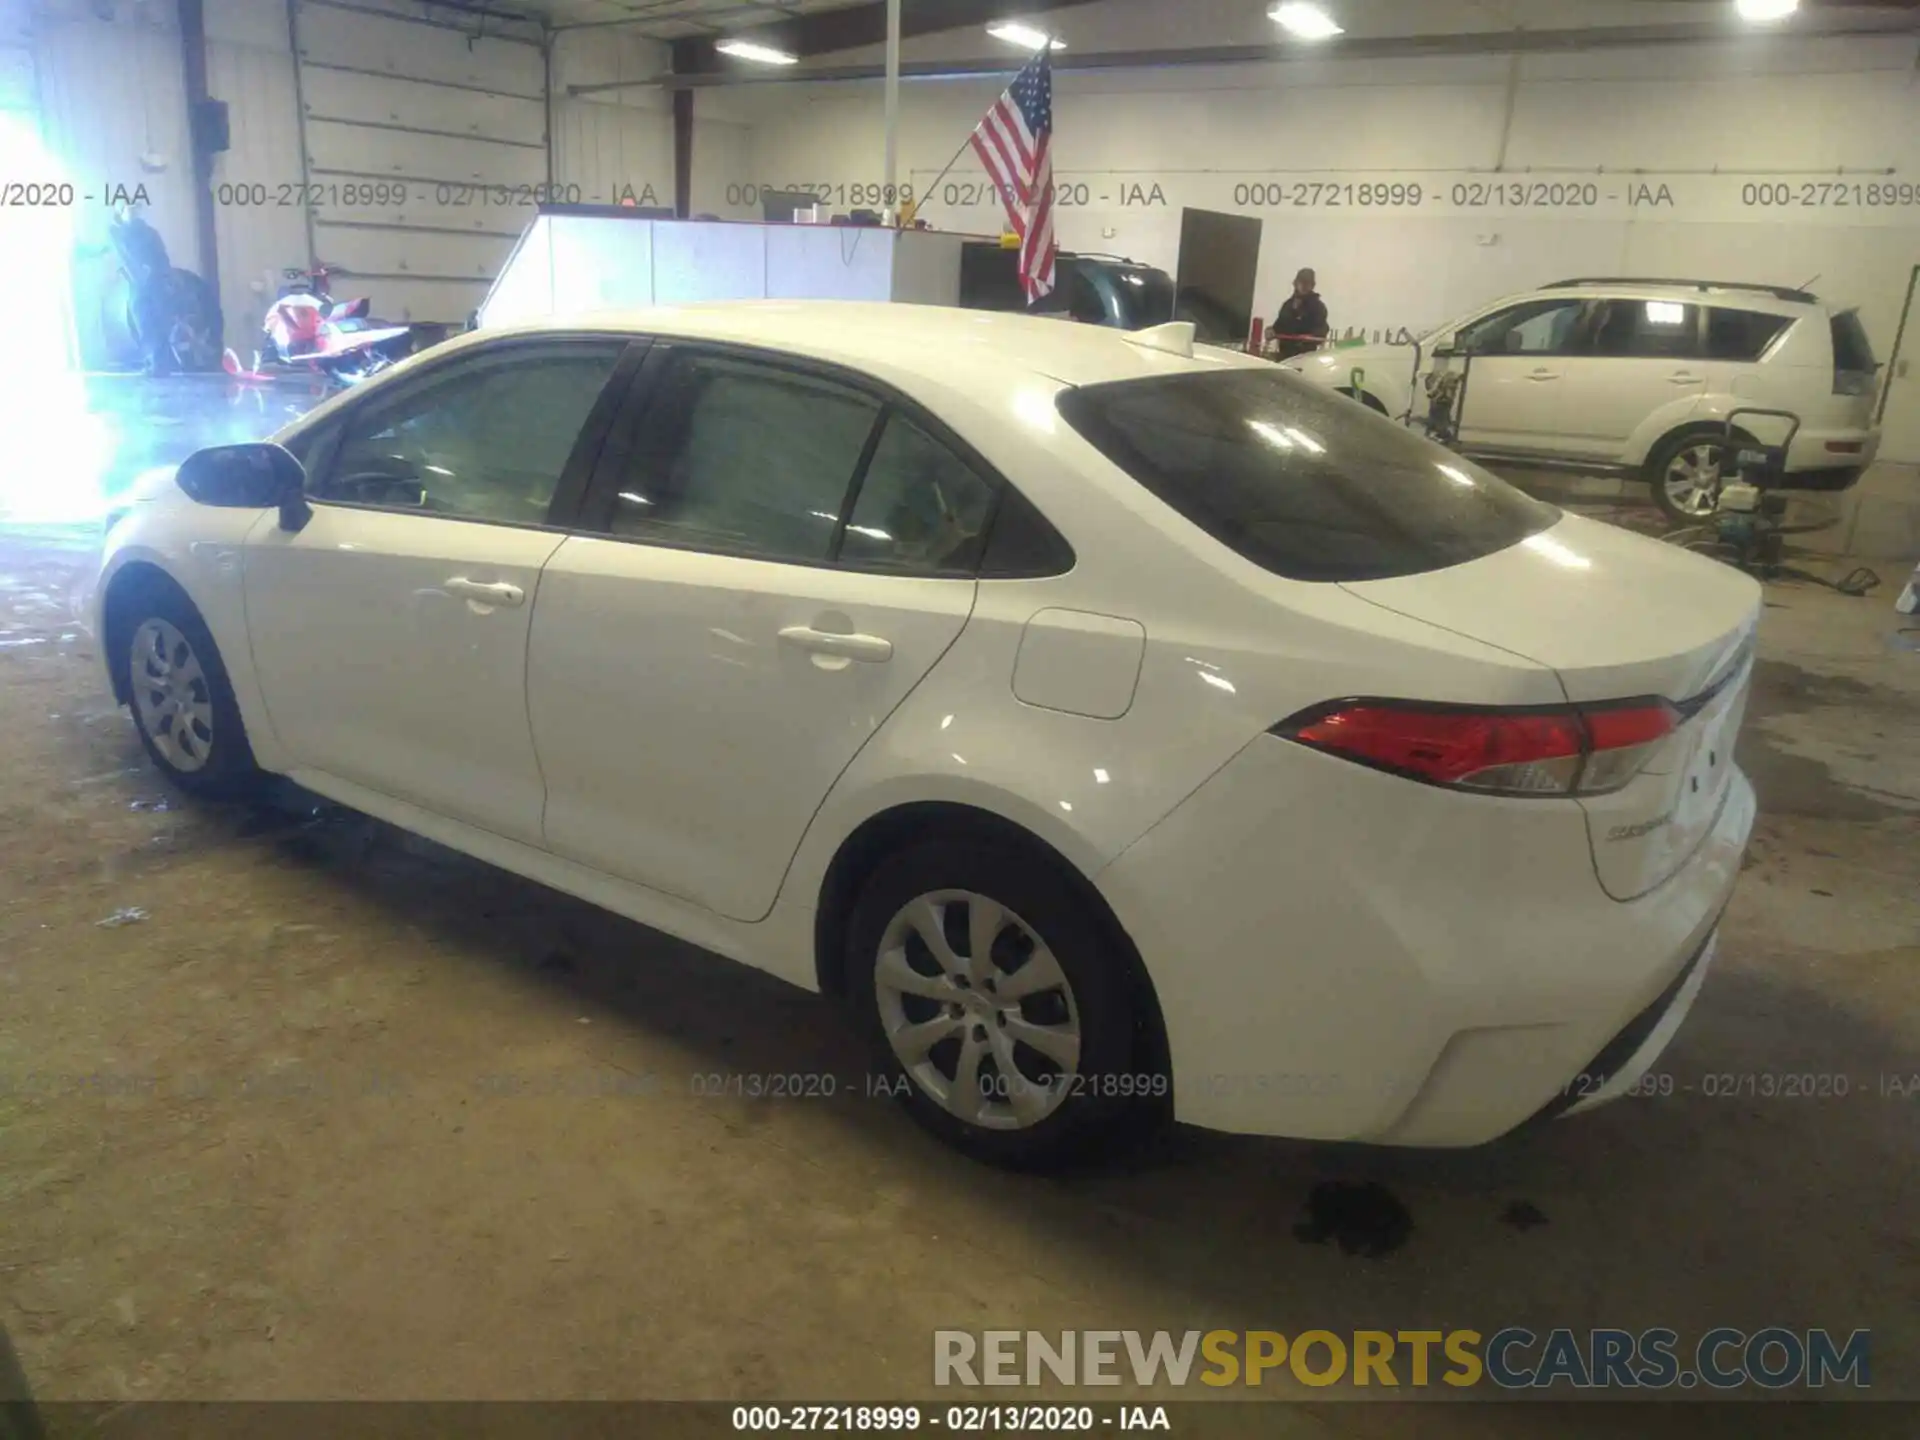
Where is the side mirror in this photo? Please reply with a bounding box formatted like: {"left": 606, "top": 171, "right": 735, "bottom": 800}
{"left": 174, "top": 442, "right": 311, "bottom": 532}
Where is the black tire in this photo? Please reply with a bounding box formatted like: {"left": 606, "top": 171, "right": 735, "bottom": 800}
{"left": 847, "top": 840, "right": 1149, "bottom": 1169}
{"left": 119, "top": 584, "right": 260, "bottom": 800}
{"left": 1646, "top": 426, "right": 1750, "bottom": 525}
{"left": 1338, "top": 386, "right": 1390, "bottom": 416}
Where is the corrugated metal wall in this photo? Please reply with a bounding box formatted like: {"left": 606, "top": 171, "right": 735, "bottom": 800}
{"left": 550, "top": 28, "right": 671, "bottom": 212}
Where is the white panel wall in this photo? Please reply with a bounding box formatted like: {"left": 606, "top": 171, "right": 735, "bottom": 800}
{"left": 731, "top": 34, "right": 1920, "bottom": 461}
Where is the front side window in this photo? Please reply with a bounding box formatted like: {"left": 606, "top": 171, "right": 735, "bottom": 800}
{"left": 315, "top": 339, "right": 626, "bottom": 524}
{"left": 1587, "top": 299, "right": 1701, "bottom": 358}
{"left": 610, "top": 352, "right": 882, "bottom": 562}
{"left": 1057, "top": 367, "right": 1559, "bottom": 583}
{"left": 1459, "top": 299, "right": 1586, "bottom": 356}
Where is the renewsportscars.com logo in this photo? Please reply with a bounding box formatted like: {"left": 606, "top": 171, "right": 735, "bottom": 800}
{"left": 933, "top": 1328, "right": 1871, "bottom": 1391}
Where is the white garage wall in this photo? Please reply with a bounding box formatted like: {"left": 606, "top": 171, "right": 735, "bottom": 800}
{"left": 729, "top": 34, "right": 1920, "bottom": 456}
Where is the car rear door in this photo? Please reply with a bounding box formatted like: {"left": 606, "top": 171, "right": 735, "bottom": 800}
{"left": 527, "top": 342, "right": 999, "bottom": 923}
{"left": 243, "top": 335, "right": 639, "bottom": 845}
{"left": 1554, "top": 298, "right": 1707, "bottom": 457}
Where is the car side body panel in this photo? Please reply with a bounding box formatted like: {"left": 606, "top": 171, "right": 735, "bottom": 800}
{"left": 89, "top": 491, "right": 293, "bottom": 775}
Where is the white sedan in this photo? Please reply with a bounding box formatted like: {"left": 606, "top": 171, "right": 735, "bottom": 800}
{"left": 84, "top": 302, "right": 1758, "bottom": 1167}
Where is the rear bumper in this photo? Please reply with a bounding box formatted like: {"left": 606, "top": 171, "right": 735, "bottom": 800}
{"left": 1782, "top": 427, "right": 1879, "bottom": 482}
{"left": 1095, "top": 737, "right": 1755, "bottom": 1146}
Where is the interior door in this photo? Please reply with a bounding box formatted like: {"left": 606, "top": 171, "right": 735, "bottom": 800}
{"left": 1554, "top": 298, "right": 1707, "bottom": 455}
{"left": 530, "top": 344, "right": 1000, "bottom": 923}
{"left": 1450, "top": 296, "right": 1590, "bottom": 455}
{"left": 244, "top": 336, "right": 634, "bottom": 844}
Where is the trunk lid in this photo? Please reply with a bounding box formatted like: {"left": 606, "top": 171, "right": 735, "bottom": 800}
{"left": 1341, "top": 513, "right": 1761, "bottom": 899}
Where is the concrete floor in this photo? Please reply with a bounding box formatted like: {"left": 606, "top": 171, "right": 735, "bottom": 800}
{"left": 0, "top": 384, "right": 1917, "bottom": 1433}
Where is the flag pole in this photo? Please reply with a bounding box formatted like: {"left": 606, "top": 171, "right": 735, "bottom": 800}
{"left": 881, "top": 0, "right": 901, "bottom": 222}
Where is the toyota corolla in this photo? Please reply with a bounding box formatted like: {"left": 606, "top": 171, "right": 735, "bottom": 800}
{"left": 82, "top": 302, "right": 1757, "bottom": 1167}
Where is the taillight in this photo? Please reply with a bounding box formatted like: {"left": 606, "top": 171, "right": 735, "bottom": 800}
{"left": 1275, "top": 698, "right": 1680, "bottom": 797}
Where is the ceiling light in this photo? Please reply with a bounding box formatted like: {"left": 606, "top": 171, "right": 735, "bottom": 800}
{"left": 1735, "top": 0, "right": 1798, "bottom": 19}
{"left": 1269, "top": 3, "right": 1344, "bottom": 39}
{"left": 987, "top": 21, "right": 1065, "bottom": 50}
{"left": 716, "top": 38, "right": 797, "bottom": 65}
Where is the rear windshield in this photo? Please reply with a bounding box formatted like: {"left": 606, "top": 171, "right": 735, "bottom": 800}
{"left": 1056, "top": 368, "right": 1559, "bottom": 583}
{"left": 1831, "top": 312, "right": 1877, "bottom": 375}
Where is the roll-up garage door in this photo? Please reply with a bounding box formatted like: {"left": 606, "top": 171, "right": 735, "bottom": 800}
{"left": 291, "top": 0, "right": 547, "bottom": 326}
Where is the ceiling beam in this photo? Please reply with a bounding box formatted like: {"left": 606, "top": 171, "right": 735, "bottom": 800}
{"left": 563, "top": 8, "right": 1920, "bottom": 93}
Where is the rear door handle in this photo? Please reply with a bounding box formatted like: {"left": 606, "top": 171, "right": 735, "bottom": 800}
{"left": 1669, "top": 372, "right": 1704, "bottom": 384}
{"left": 445, "top": 577, "right": 525, "bottom": 608}
{"left": 778, "top": 625, "right": 893, "bottom": 663}
{"left": 1527, "top": 368, "right": 1561, "bottom": 381}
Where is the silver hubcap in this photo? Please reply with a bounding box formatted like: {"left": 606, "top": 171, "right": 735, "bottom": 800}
{"left": 130, "top": 618, "right": 215, "bottom": 773}
{"left": 1664, "top": 443, "right": 1724, "bottom": 517}
{"left": 874, "top": 890, "right": 1081, "bottom": 1132}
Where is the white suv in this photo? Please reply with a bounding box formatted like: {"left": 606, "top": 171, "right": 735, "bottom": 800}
{"left": 1282, "top": 278, "right": 1882, "bottom": 521}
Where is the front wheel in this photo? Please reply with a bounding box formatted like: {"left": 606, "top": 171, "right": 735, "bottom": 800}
{"left": 848, "top": 841, "right": 1153, "bottom": 1169}
{"left": 1648, "top": 429, "right": 1744, "bottom": 524}
{"left": 122, "top": 590, "right": 260, "bottom": 798}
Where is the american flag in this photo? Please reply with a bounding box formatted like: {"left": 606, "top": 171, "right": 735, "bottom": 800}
{"left": 969, "top": 50, "right": 1056, "bottom": 303}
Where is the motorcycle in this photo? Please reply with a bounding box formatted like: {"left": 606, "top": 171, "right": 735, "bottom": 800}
{"left": 258, "top": 262, "right": 413, "bottom": 388}
{"left": 102, "top": 208, "right": 222, "bottom": 375}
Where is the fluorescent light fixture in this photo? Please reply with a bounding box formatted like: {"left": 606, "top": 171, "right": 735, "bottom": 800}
{"left": 987, "top": 21, "right": 1065, "bottom": 50}
{"left": 716, "top": 37, "right": 798, "bottom": 65}
{"left": 1646, "top": 301, "right": 1687, "bottom": 325}
{"left": 1269, "top": 3, "right": 1344, "bottom": 40}
{"left": 1735, "top": 0, "right": 1798, "bottom": 21}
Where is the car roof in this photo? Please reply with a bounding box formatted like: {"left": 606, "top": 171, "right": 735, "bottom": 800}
{"left": 473, "top": 301, "right": 1263, "bottom": 391}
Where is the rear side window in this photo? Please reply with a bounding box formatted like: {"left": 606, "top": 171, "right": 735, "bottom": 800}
{"left": 1706, "top": 308, "right": 1792, "bottom": 362}
{"left": 611, "top": 352, "right": 881, "bottom": 561}
{"left": 1056, "top": 368, "right": 1559, "bottom": 583}
{"left": 1587, "top": 299, "right": 1700, "bottom": 358}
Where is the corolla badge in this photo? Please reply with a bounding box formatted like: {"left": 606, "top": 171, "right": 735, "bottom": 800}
{"left": 1607, "top": 811, "right": 1675, "bottom": 843}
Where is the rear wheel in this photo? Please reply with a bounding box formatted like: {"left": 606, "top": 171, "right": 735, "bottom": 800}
{"left": 848, "top": 841, "right": 1148, "bottom": 1169}
{"left": 1648, "top": 427, "right": 1748, "bottom": 524}
{"left": 121, "top": 588, "right": 259, "bottom": 798}
{"left": 1338, "top": 386, "right": 1389, "bottom": 416}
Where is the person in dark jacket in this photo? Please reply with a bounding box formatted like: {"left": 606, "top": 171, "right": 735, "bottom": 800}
{"left": 1271, "top": 267, "right": 1330, "bottom": 361}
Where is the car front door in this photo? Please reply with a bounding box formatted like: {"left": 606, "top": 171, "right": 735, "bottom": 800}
{"left": 529, "top": 343, "right": 999, "bottom": 923}
{"left": 1554, "top": 298, "right": 1708, "bottom": 457}
{"left": 243, "top": 335, "right": 637, "bottom": 844}
{"left": 1447, "top": 296, "right": 1591, "bottom": 455}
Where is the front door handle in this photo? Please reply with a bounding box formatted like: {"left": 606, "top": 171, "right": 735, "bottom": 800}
{"left": 445, "top": 577, "right": 525, "bottom": 608}
{"left": 1669, "top": 372, "right": 1704, "bottom": 385}
{"left": 1527, "top": 368, "right": 1561, "bottom": 381}
{"left": 778, "top": 625, "right": 893, "bottom": 663}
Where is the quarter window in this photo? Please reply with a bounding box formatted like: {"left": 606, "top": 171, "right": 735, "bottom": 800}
{"left": 840, "top": 413, "right": 997, "bottom": 575}
{"left": 1705, "top": 308, "right": 1792, "bottom": 362}
{"left": 314, "top": 339, "right": 625, "bottom": 524}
